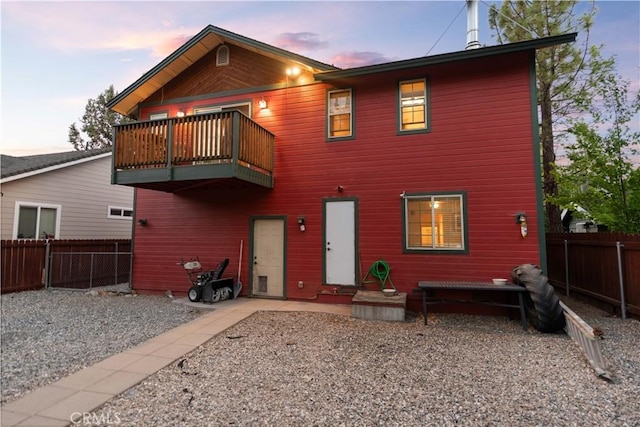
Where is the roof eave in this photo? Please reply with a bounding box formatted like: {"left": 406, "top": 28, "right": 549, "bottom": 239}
{"left": 314, "top": 33, "right": 578, "bottom": 82}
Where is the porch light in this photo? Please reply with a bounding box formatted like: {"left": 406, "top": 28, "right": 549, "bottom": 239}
{"left": 286, "top": 67, "right": 300, "bottom": 77}
{"left": 297, "top": 216, "right": 306, "bottom": 232}
{"left": 258, "top": 98, "right": 267, "bottom": 109}
{"left": 176, "top": 110, "right": 185, "bottom": 117}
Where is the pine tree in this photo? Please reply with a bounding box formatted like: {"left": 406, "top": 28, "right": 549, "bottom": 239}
{"left": 68, "top": 85, "right": 131, "bottom": 150}
{"left": 489, "top": 0, "right": 608, "bottom": 232}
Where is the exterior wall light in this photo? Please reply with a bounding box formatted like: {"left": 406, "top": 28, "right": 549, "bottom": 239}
{"left": 258, "top": 98, "right": 267, "bottom": 109}
{"left": 176, "top": 110, "right": 185, "bottom": 117}
{"left": 137, "top": 218, "right": 148, "bottom": 226}
{"left": 515, "top": 213, "right": 527, "bottom": 238}
{"left": 297, "top": 216, "right": 306, "bottom": 232}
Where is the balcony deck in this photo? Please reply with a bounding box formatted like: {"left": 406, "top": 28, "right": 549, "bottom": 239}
{"left": 111, "top": 110, "right": 274, "bottom": 193}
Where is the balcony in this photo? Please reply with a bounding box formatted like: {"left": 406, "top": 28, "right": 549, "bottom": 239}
{"left": 111, "top": 110, "right": 274, "bottom": 192}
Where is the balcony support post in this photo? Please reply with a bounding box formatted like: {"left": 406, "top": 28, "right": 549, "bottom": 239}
{"left": 110, "top": 127, "right": 116, "bottom": 185}
{"left": 232, "top": 111, "right": 240, "bottom": 170}
{"left": 166, "top": 120, "right": 174, "bottom": 180}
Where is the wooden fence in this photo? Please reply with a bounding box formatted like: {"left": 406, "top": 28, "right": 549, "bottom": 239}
{"left": 546, "top": 233, "right": 640, "bottom": 319}
{"left": 1, "top": 240, "right": 131, "bottom": 294}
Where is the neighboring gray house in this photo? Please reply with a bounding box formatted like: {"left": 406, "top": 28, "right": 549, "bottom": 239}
{"left": 1, "top": 148, "right": 134, "bottom": 240}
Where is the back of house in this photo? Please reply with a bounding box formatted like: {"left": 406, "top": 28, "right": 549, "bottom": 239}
{"left": 107, "top": 25, "right": 576, "bottom": 310}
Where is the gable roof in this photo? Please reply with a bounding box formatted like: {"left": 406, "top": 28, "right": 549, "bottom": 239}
{"left": 108, "top": 25, "right": 339, "bottom": 117}
{"left": 1, "top": 148, "right": 112, "bottom": 183}
{"left": 108, "top": 25, "right": 577, "bottom": 118}
{"left": 315, "top": 33, "right": 577, "bottom": 81}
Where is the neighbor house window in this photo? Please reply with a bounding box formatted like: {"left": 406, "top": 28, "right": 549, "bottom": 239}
{"left": 108, "top": 206, "right": 134, "bottom": 219}
{"left": 399, "top": 79, "right": 427, "bottom": 132}
{"left": 13, "top": 202, "right": 61, "bottom": 239}
{"left": 327, "top": 89, "right": 353, "bottom": 139}
{"left": 403, "top": 193, "right": 466, "bottom": 252}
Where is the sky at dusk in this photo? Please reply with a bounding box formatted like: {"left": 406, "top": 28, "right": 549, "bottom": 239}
{"left": 1, "top": 0, "right": 638, "bottom": 156}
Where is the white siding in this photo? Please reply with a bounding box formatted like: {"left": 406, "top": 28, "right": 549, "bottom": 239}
{"left": 1, "top": 156, "right": 134, "bottom": 240}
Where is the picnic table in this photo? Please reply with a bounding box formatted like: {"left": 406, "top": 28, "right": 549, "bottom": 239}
{"left": 417, "top": 281, "right": 528, "bottom": 330}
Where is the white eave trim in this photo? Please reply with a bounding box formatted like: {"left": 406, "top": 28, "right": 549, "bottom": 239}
{"left": 1, "top": 152, "right": 112, "bottom": 184}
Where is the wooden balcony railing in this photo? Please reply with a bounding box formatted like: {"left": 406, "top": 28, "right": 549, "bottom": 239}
{"left": 112, "top": 110, "right": 274, "bottom": 190}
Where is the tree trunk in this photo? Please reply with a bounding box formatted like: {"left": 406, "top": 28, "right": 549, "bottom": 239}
{"left": 540, "top": 85, "right": 562, "bottom": 233}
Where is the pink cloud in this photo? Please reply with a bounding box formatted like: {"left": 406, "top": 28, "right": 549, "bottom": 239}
{"left": 274, "top": 32, "right": 329, "bottom": 51}
{"left": 329, "top": 51, "right": 392, "bottom": 69}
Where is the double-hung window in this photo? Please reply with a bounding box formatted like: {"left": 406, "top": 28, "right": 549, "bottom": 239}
{"left": 399, "top": 79, "right": 428, "bottom": 132}
{"left": 403, "top": 193, "right": 466, "bottom": 252}
{"left": 14, "top": 202, "right": 61, "bottom": 239}
{"left": 327, "top": 89, "right": 353, "bottom": 139}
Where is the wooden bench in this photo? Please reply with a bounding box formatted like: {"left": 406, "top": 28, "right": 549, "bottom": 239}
{"left": 417, "top": 281, "right": 528, "bottom": 330}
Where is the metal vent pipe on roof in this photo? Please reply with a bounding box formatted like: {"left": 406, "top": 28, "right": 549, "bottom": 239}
{"left": 466, "top": 0, "right": 481, "bottom": 50}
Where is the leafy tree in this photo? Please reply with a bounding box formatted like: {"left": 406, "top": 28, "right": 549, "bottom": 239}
{"left": 68, "top": 85, "right": 131, "bottom": 150}
{"left": 555, "top": 72, "right": 640, "bottom": 232}
{"left": 489, "top": 0, "right": 610, "bottom": 232}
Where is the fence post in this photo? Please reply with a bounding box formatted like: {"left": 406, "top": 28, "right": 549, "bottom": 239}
{"left": 616, "top": 242, "right": 626, "bottom": 320}
{"left": 90, "top": 253, "right": 94, "bottom": 289}
{"left": 115, "top": 242, "right": 119, "bottom": 286}
{"left": 564, "top": 239, "right": 570, "bottom": 297}
{"left": 44, "top": 240, "right": 51, "bottom": 289}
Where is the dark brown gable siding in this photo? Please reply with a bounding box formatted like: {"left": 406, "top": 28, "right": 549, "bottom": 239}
{"left": 145, "top": 44, "right": 288, "bottom": 103}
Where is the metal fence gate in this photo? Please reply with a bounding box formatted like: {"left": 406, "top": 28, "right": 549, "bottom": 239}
{"left": 47, "top": 250, "right": 132, "bottom": 291}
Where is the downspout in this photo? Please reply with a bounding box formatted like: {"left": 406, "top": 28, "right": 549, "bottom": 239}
{"left": 529, "top": 51, "right": 548, "bottom": 273}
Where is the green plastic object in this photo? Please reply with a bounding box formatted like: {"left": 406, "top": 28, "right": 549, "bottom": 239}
{"left": 362, "top": 260, "right": 395, "bottom": 290}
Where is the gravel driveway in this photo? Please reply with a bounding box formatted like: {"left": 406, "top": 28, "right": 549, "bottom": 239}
{"left": 2, "top": 290, "right": 639, "bottom": 426}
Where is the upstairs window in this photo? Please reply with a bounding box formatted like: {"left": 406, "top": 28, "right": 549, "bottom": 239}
{"left": 327, "top": 89, "right": 353, "bottom": 139}
{"left": 14, "top": 202, "right": 60, "bottom": 239}
{"left": 403, "top": 193, "right": 466, "bottom": 252}
{"left": 399, "top": 79, "right": 428, "bottom": 133}
{"left": 149, "top": 112, "right": 168, "bottom": 120}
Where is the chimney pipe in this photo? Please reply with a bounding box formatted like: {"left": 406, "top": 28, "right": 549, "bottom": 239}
{"left": 466, "top": 0, "right": 480, "bottom": 50}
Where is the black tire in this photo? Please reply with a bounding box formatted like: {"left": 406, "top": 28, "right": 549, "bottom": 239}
{"left": 511, "top": 264, "right": 565, "bottom": 333}
{"left": 188, "top": 285, "right": 203, "bottom": 302}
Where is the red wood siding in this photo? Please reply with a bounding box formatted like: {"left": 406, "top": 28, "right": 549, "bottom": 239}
{"left": 132, "top": 51, "right": 541, "bottom": 307}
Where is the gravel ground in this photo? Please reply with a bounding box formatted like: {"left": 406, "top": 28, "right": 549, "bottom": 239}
{"left": 0, "top": 289, "right": 205, "bottom": 404}
{"left": 2, "top": 290, "right": 639, "bottom": 426}
{"left": 93, "top": 299, "right": 639, "bottom": 427}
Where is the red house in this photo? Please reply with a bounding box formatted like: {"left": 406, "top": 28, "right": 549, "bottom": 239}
{"left": 108, "top": 25, "right": 576, "bottom": 312}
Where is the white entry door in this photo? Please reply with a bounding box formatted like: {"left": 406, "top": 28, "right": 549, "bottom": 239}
{"left": 325, "top": 199, "right": 357, "bottom": 286}
{"left": 252, "top": 218, "right": 285, "bottom": 298}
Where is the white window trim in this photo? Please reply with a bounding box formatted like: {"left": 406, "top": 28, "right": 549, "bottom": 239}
{"left": 13, "top": 201, "right": 62, "bottom": 240}
{"left": 193, "top": 101, "right": 252, "bottom": 117}
{"left": 404, "top": 193, "right": 465, "bottom": 251}
{"left": 107, "top": 206, "right": 134, "bottom": 220}
{"left": 327, "top": 88, "right": 353, "bottom": 139}
{"left": 149, "top": 112, "right": 168, "bottom": 120}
